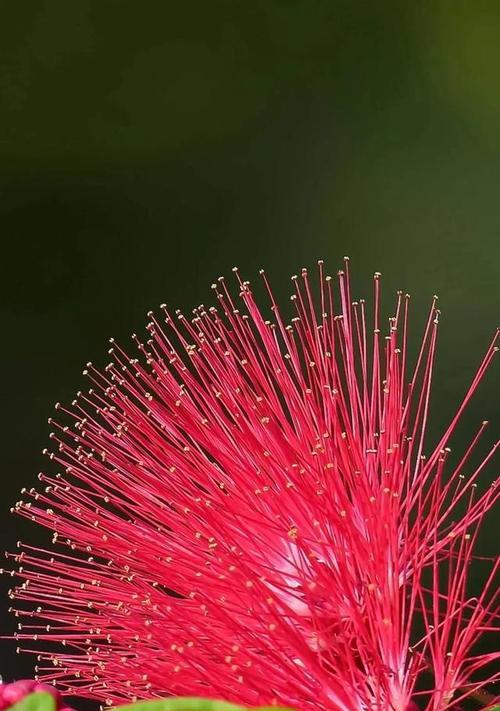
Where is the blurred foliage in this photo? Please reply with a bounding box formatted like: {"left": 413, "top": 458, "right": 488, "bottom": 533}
{"left": 1, "top": 2, "right": 500, "bottom": 159}
{"left": 115, "top": 699, "right": 293, "bottom": 711}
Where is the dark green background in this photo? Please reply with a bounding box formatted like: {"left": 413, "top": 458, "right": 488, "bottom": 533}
{"left": 0, "top": 0, "right": 499, "bottom": 690}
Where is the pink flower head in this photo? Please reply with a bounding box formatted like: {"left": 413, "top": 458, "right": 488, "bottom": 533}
{"left": 6, "top": 261, "right": 499, "bottom": 711}
{"left": 0, "top": 680, "right": 73, "bottom": 711}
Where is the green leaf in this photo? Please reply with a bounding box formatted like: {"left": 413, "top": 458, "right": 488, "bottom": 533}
{"left": 114, "top": 698, "right": 294, "bottom": 711}
{"left": 114, "top": 699, "right": 245, "bottom": 711}
{"left": 9, "top": 693, "right": 57, "bottom": 711}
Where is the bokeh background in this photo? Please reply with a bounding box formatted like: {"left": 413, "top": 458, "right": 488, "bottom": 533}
{"left": 0, "top": 0, "right": 499, "bottom": 694}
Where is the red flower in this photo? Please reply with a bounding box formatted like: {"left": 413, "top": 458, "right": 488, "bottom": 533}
{"left": 6, "top": 262, "right": 499, "bottom": 711}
